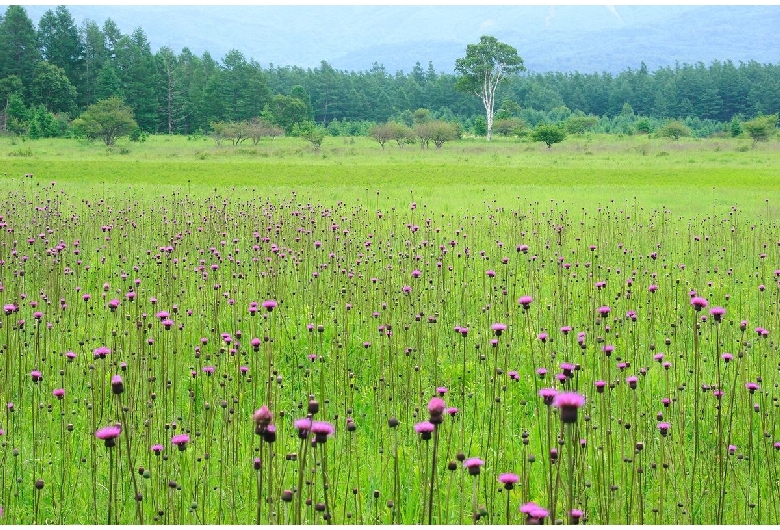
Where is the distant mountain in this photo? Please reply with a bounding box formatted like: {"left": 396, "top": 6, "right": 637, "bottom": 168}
{"left": 21, "top": 5, "right": 780, "bottom": 74}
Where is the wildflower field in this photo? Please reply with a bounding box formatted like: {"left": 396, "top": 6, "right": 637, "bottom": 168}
{"left": 1, "top": 135, "right": 780, "bottom": 524}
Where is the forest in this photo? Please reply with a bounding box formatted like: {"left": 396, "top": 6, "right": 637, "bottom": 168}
{"left": 1, "top": 5, "right": 779, "bottom": 139}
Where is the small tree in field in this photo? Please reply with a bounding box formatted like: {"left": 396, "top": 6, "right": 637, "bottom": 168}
{"left": 657, "top": 120, "right": 691, "bottom": 141}
{"left": 455, "top": 36, "right": 525, "bottom": 142}
{"left": 742, "top": 114, "right": 778, "bottom": 146}
{"left": 293, "top": 121, "right": 326, "bottom": 151}
{"left": 72, "top": 96, "right": 137, "bottom": 145}
{"left": 565, "top": 115, "right": 598, "bottom": 135}
{"left": 369, "top": 122, "right": 394, "bottom": 150}
{"left": 531, "top": 124, "right": 566, "bottom": 148}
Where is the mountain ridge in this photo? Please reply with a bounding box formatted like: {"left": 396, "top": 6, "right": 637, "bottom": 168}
{"left": 20, "top": 5, "right": 780, "bottom": 74}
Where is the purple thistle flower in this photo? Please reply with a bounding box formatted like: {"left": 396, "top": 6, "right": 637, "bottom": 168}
{"left": 53, "top": 388, "right": 65, "bottom": 399}
{"left": 428, "top": 397, "right": 446, "bottom": 416}
{"left": 151, "top": 444, "right": 164, "bottom": 455}
{"left": 626, "top": 375, "right": 638, "bottom": 389}
{"left": 491, "top": 322, "right": 507, "bottom": 336}
{"left": 657, "top": 422, "right": 671, "bottom": 436}
{"left": 414, "top": 420, "right": 435, "bottom": 440}
{"left": 311, "top": 421, "right": 335, "bottom": 443}
{"left": 552, "top": 392, "right": 586, "bottom": 423}
{"left": 539, "top": 387, "right": 558, "bottom": 406}
{"left": 597, "top": 306, "right": 611, "bottom": 316}
{"left": 171, "top": 433, "right": 190, "bottom": 450}
{"left": 111, "top": 375, "right": 124, "bottom": 395}
{"left": 746, "top": 382, "right": 759, "bottom": 393}
{"left": 93, "top": 346, "right": 110, "bottom": 359}
{"left": 96, "top": 425, "right": 121, "bottom": 447}
{"left": 498, "top": 472, "right": 519, "bottom": 490}
{"left": 262, "top": 299, "right": 277, "bottom": 311}
{"left": 709, "top": 306, "right": 725, "bottom": 321}
{"left": 518, "top": 295, "right": 533, "bottom": 309}
{"left": 294, "top": 417, "right": 312, "bottom": 438}
{"left": 520, "top": 502, "right": 549, "bottom": 524}
{"left": 463, "top": 457, "right": 484, "bottom": 475}
{"left": 690, "top": 296, "right": 708, "bottom": 310}
{"left": 30, "top": 370, "right": 42, "bottom": 382}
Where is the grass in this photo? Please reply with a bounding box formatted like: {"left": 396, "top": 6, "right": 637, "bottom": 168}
{"left": 2, "top": 134, "right": 779, "bottom": 217}
{"left": 0, "top": 133, "right": 779, "bottom": 524}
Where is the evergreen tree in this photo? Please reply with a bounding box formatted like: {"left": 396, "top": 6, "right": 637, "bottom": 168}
{"left": 0, "top": 6, "right": 41, "bottom": 91}
{"left": 37, "top": 6, "right": 83, "bottom": 90}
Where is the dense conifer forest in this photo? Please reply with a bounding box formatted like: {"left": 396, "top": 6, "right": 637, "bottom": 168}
{"left": 1, "top": 5, "right": 778, "bottom": 139}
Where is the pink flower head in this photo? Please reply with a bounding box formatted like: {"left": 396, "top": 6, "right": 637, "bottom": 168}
{"left": 253, "top": 405, "right": 273, "bottom": 427}
{"left": 690, "top": 296, "right": 708, "bottom": 310}
{"left": 151, "top": 444, "right": 164, "bottom": 455}
{"left": 463, "top": 457, "right": 484, "bottom": 475}
{"left": 427, "top": 397, "right": 446, "bottom": 417}
{"left": 597, "top": 306, "right": 611, "bottom": 316}
{"left": 518, "top": 295, "right": 533, "bottom": 309}
{"left": 53, "top": 388, "right": 65, "bottom": 399}
{"left": 539, "top": 388, "right": 558, "bottom": 406}
{"left": 262, "top": 299, "right": 277, "bottom": 311}
{"left": 709, "top": 306, "right": 725, "bottom": 321}
{"left": 294, "top": 417, "right": 312, "bottom": 438}
{"left": 657, "top": 422, "right": 671, "bottom": 436}
{"left": 96, "top": 425, "right": 121, "bottom": 440}
{"left": 491, "top": 322, "right": 507, "bottom": 336}
{"left": 171, "top": 433, "right": 190, "bottom": 449}
{"left": 498, "top": 472, "right": 519, "bottom": 490}
{"left": 93, "top": 346, "right": 110, "bottom": 359}
{"left": 96, "top": 425, "right": 122, "bottom": 447}
{"left": 521, "top": 501, "right": 550, "bottom": 522}
{"left": 552, "top": 392, "right": 586, "bottom": 423}
{"left": 414, "top": 420, "right": 435, "bottom": 440}
{"left": 311, "top": 421, "right": 335, "bottom": 443}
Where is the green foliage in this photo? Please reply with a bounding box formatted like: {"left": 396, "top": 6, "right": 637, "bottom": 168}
{"left": 472, "top": 115, "right": 487, "bottom": 136}
{"left": 658, "top": 120, "right": 691, "bottom": 141}
{"left": 292, "top": 121, "right": 326, "bottom": 151}
{"left": 4, "top": 92, "right": 30, "bottom": 134}
{"left": 495, "top": 98, "right": 521, "bottom": 120}
{"left": 492, "top": 117, "right": 526, "bottom": 137}
{"left": 729, "top": 116, "right": 743, "bottom": 137}
{"left": 413, "top": 120, "right": 459, "bottom": 148}
{"left": 266, "top": 94, "right": 309, "bottom": 134}
{"left": 129, "top": 127, "right": 146, "bottom": 142}
{"left": 455, "top": 35, "right": 525, "bottom": 140}
{"left": 72, "top": 96, "right": 138, "bottom": 145}
{"left": 28, "top": 105, "right": 64, "bottom": 138}
{"left": 531, "top": 123, "right": 567, "bottom": 148}
{"left": 741, "top": 114, "right": 778, "bottom": 144}
{"left": 30, "top": 61, "right": 78, "bottom": 115}
{"left": 634, "top": 117, "right": 654, "bottom": 135}
{"left": 565, "top": 115, "right": 599, "bottom": 135}
{"left": 0, "top": 6, "right": 41, "bottom": 88}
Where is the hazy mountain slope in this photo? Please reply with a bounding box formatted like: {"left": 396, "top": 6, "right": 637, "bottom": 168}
{"left": 21, "top": 5, "right": 780, "bottom": 74}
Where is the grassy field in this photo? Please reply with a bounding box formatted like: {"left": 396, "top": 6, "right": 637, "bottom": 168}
{"left": 0, "top": 134, "right": 779, "bottom": 525}
{"left": 2, "top": 134, "right": 779, "bottom": 217}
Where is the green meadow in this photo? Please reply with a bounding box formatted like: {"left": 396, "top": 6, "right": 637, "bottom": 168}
{"left": 3, "top": 134, "right": 779, "bottom": 217}
{"left": 1, "top": 134, "right": 780, "bottom": 525}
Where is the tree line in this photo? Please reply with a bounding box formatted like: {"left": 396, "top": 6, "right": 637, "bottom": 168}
{"left": 1, "top": 5, "right": 779, "bottom": 139}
